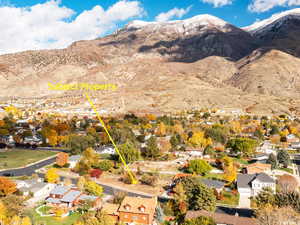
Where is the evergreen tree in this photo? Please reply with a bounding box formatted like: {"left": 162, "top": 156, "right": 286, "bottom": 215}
{"left": 267, "top": 153, "right": 278, "bottom": 169}
{"left": 118, "top": 140, "right": 140, "bottom": 163}
{"left": 254, "top": 187, "right": 275, "bottom": 208}
{"left": 179, "top": 177, "right": 216, "bottom": 211}
{"left": 144, "top": 136, "right": 161, "bottom": 160}
{"left": 277, "top": 150, "right": 290, "bottom": 168}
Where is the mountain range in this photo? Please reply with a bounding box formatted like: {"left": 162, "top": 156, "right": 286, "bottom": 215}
{"left": 1, "top": 9, "right": 300, "bottom": 115}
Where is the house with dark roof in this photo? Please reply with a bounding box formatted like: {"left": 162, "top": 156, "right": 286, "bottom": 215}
{"left": 237, "top": 173, "right": 275, "bottom": 208}
{"left": 185, "top": 210, "right": 258, "bottom": 225}
{"left": 201, "top": 179, "right": 226, "bottom": 194}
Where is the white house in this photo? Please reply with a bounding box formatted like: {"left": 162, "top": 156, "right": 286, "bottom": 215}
{"left": 16, "top": 178, "right": 55, "bottom": 197}
{"left": 257, "top": 141, "right": 276, "bottom": 155}
{"left": 237, "top": 173, "right": 275, "bottom": 208}
{"left": 69, "top": 155, "right": 81, "bottom": 168}
{"left": 96, "top": 146, "right": 116, "bottom": 155}
{"left": 290, "top": 142, "right": 300, "bottom": 149}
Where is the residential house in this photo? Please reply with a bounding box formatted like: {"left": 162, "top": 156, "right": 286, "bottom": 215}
{"left": 96, "top": 146, "right": 116, "bottom": 155}
{"left": 257, "top": 141, "right": 275, "bottom": 154}
{"left": 185, "top": 210, "right": 258, "bottom": 225}
{"left": 287, "top": 134, "right": 300, "bottom": 143}
{"left": 201, "top": 179, "right": 225, "bottom": 195}
{"left": 290, "top": 142, "right": 300, "bottom": 149}
{"left": 251, "top": 153, "right": 269, "bottom": 163}
{"left": 118, "top": 196, "right": 157, "bottom": 225}
{"left": 69, "top": 155, "right": 81, "bottom": 168}
{"left": 185, "top": 147, "right": 203, "bottom": 157}
{"left": 16, "top": 178, "right": 54, "bottom": 197}
{"left": 237, "top": 173, "right": 275, "bottom": 208}
{"left": 46, "top": 185, "right": 101, "bottom": 209}
{"left": 102, "top": 196, "right": 158, "bottom": 225}
{"left": 244, "top": 163, "right": 271, "bottom": 174}
{"left": 101, "top": 203, "right": 120, "bottom": 224}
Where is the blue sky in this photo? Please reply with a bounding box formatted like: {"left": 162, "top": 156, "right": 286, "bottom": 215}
{"left": 4, "top": 0, "right": 300, "bottom": 27}
{"left": 0, "top": 0, "right": 300, "bottom": 54}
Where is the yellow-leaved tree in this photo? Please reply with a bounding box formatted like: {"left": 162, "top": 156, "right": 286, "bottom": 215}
{"left": 4, "top": 105, "right": 22, "bottom": 118}
{"left": 222, "top": 156, "right": 237, "bottom": 184}
{"left": 10, "top": 215, "right": 21, "bottom": 225}
{"left": 45, "top": 168, "right": 59, "bottom": 183}
{"left": 0, "top": 201, "right": 7, "bottom": 225}
{"left": 189, "top": 131, "right": 212, "bottom": 149}
{"left": 84, "top": 180, "right": 103, "bottom": 196}
{"left": 20, "top": 216, "right": 32, "bottom": 225}
{"left": 156, "top": 122, "right": 166, "bottom": 136}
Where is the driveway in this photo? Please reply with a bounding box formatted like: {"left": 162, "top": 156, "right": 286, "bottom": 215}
{"left": 239, "top": 193, "right": 251, "bottom": 208}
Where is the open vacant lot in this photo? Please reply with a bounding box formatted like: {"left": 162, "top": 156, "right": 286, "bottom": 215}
{"left": 0, "top": 149, "right": 57, "bottom": 170}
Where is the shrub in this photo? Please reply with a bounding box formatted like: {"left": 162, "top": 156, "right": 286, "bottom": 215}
{"left": 96, "top": 160, "right": 113, "bottom": 171}
{"left": 90, "top": 169, "right": 103, "bottom": 178}
{"left": 140, "top": 173, "right": 158, "bottom": 186}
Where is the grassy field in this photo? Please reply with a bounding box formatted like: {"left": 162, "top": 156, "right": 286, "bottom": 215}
{"left": 29, "top": 207, "right": 80, "bottom": 225}
{"left": 0, "top": 149, "right": 57, "bottom": 169}
{"left": 217, "top": 191, "right": 239, "bottom": 206}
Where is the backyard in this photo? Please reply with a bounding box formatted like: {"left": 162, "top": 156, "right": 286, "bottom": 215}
{"left": 217, "top": 191, "right": 239, "bottom": 206}
{"left": 0, "top": 149, "right": 57, "bottom": 169}
{"left": 28, "top": 207, "right": 80, "bottom": 225}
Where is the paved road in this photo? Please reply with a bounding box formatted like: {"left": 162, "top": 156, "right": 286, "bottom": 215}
{"left": 0, "top": 156, "right": 57, "bottom": 176}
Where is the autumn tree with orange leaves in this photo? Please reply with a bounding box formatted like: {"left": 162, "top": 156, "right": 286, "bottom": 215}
{"left": 0, "top": 177, "right": 17, "bottom": 196}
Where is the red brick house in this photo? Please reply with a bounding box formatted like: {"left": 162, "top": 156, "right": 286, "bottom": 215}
{"left": 102, "top": 196, "right": 157, "bottom": 225}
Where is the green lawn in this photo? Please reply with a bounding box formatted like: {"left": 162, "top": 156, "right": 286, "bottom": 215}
{"left": 29, "top": 208, "right": 80, "bottom": 225}
{"left": 203, "top": 173, "right": 224, "bottom": 180}
{"left": 0, "top": 149, "right": 57, "bottom": 169}
{"left": 233, "top": 158, "right": 249, "bottom": 165}
{"left": 217, "top": 191, "right": 239, "bottom": 206}
{"left": 279, "top": 167, "right": 293, "bottom": 174}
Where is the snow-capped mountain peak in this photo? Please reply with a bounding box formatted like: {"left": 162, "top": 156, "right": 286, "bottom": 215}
{"left": 244, "top": 8, "right": 300, "bottom": 34}
{"left": 125, "top": 14, "right": 228, "bottom": 31}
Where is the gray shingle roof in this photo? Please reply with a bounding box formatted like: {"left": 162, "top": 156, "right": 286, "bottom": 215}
{"left": 237, "top": 173, "right": 275, "bottom": 189}
{"left": 50, "top": 185, "right": 71, "bottom": 195}
{"left": 69, "top": 155, "right": 81, "bottom": 162}
{"left": 61, "top": 190, "right": 81, "bottom": 203}
{"left": 255, "top": 173, "right": 275, "bottom": 183}
{"left": 202, "top": 179, "right": 225, "bottom": 189}
{"left": 46, "top": 198, "right": 61, "bottom": 204}
{"left": 78, "top": 194, "right": 98, "bottom": 201}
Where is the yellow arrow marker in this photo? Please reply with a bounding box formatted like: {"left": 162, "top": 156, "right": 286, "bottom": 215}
{"left": 84, "top": 92, "right": 138, "bottom": 184}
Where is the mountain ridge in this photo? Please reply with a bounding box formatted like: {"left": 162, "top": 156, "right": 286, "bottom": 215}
{"left": 1, "top": 9, "right": 300, "bottom": 115}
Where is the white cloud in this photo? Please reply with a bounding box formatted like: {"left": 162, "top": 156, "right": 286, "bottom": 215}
{"left": 201, "top": 0, "right": 233, "bottom": 7}
{"left": 155, "top": 6, "right": 192, "bottom": 22}
{"left": 0, "top": 0, "right": 144, "bottom": 54}
{"left": 249, "top": 0, "right": 300, "bottom": 12}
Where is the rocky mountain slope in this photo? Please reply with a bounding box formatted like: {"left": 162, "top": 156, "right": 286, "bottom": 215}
{"left": 244, "top": 8, "right": 300, "bottom": 57}
{"left": 1, "top": 11, "right": 300, "bottom": 115}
